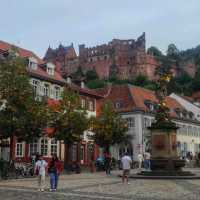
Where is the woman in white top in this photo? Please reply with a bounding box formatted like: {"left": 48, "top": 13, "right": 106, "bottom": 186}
{"left": 137, "top": 153, "right": 144, "bottom": 172}
{"left": 34, "top": 155, "right": 48, "bottom": 192}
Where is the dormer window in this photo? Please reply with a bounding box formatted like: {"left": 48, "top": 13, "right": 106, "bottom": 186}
{"left": 188, "top": 112, "right": 194, "bottom": 120}
{"left": 28, "top": 57, "right": 38, "bottom": 70}
{"left": 46, "top": 63, "right": 55, "bottom": 76}
{"left": 182, "top": 110, "right": 187, "bottom": 118}
{"left": 175, "top": 108, "right": 182, "bottom": 118}
{"left": 115, "top": 101, "right": 123, "bottom": 109}
{"left": 149, "top": 104, "right": 154, "bottom": 111}
{"left": 144, "top": 100, "right": 155, "bottom": 112}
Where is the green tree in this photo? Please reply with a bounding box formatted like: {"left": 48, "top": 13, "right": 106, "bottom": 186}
{"left": 86, "top": 70, "right": 98, "bottom": 81}
{"left": 147, "top": 46, "right": 163, "bottom": 57}
{"left": 90, "top": 101, "right": 128, "bottom": 153}
{"left": 167, "top": 44, "right": 179, "bottom": 57}
{"left": 48, "top": 86, "right": 88, "bottom": 167}
{"left": 192, "top": 67, "right": 200, "bottom": 91}
{"left": 71, "top": 66, "right": 84, "bottom": 79}
{"left": 86, "top": 79, "right": 106, "bottom": 89}
{"left": 0, "top": 52, "right": 48, "bottom": 159}
{"left": 144, "top": 82, "right": 157, "bottom": 91}
{"left": 133, "top": 74, "right": 149, "bottom": 87}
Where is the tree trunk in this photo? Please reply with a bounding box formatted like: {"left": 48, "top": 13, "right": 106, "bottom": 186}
{"left": 9, "top": 136, "right": 14, "bottom": 161}
{"left": 64, "top": 142, "right": 72, "bottom": 171}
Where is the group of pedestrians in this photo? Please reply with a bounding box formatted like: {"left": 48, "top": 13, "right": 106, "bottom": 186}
{"left": 34, "top": 154, "right": 63, "bottom": 192}
{"left": 33, "top": 151, "right": 151, "bottom": 190}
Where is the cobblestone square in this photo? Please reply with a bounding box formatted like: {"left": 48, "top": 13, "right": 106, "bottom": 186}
{"left": 0, "top": 169, "right": 200, "bottom": 200}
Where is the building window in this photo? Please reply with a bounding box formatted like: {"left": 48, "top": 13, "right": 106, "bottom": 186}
{"left": 182, "top": 125, "right": 187, "bottom": 135}
{"left": 43, "top": 84, "right": 50, "bottom": 97}
{"left": 32, "top": 80, "right": 40, "bottom": 95}
{"left": 143, "top": 118, "right": 151, "bottom": 128}
{"left": 29, "top": 139, "right": 38, "bottom": 156}
{"left": 47, "top": 67, "right": 54, "bottom": 76}
{"left": 16, "top": 142, "right": 24, "bottom": 157}
{"left": 81, "top": 99, "right": 86, "bottom": 108}
{"left": 194, "top": 143, "right": 199, "bottom": 153}
{"left": 40, "top": 138, "right": 48, "bottom": 156}
{"left": 88, "top": 101, "right": 94, "bottom": 111}
{"left": 188, "top": 126, "right": 192, "bottom": 136}
{"left": 50, "top": 139, "right": 58, "bottom": 156}
{"left": 30, "top": 62, "right": 37, "bottom": 70}
{"left": 28, "top": 58, "right": 38, "bottom": 70}
{"left": 144, "top": 100, "right": 155, "bottom": 112}
{"left": 188, "top": 112, "right": 194, "bottom": 120}
{"left": 126, "top": 117, "right": 135, "bottom": 128}
{"left": 55, "top": 86, "right": 61, "bottom": 100}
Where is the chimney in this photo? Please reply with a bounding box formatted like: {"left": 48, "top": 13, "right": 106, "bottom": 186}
{"left": 81, "top": 81, "right": 85, "bottom": 89}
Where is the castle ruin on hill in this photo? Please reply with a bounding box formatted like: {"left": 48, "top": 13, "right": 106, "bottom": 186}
{"left": 44, "top": 33, "right": 159, "bottom": 80}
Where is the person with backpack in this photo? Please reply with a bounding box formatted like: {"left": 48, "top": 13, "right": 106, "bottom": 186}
{"left": 34, "top": 155, "right": 48, "bottom": 192}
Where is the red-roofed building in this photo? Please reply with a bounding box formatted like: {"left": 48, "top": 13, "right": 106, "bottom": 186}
{"left": 0, "top": 41, "right": 103, "bottom": 166}
{"left": 0, "top": 40, "right": 66, "bottom": 163}
{"left": 95, "top": 84, "right": 200, "bottom": 160}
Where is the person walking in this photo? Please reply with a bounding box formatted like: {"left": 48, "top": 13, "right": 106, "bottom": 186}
{"left": 34, "top": 155, "right": 48, "bottom": 192}
{"left": 52, "top": 154, "right": 63, "bottom": 191}
{"left": 48, "top": 158, "right": 57, "bottom": 192}
{"left": 144, "top": 152, "right": 151, "bottom": 171}
{"left": 104, "top": 152, "right": 112, "bottom": 175}
{"left": 121, "top": 152, "right": 132, "bottom": 184}
{"left": 90, "top": 154, "right": 95, "bottom": 173}
{"left": 137, "top": 153, "right": 143, "bottom": 173}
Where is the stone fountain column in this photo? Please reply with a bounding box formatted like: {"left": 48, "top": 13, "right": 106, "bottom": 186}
{"left": 149, "top": 127, "right": 186, "bottom": 174}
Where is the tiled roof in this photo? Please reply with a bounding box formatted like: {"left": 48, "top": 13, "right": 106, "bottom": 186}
{"left": 95, "top": 84, "right": 187, "bottom": 118}
{"left": 182, "top": 96, "right": 194, "bottom": 103}
{"left": 128, "top": 85, "right": 157, "bottom": 111}
{"left": 69, "top": 83, "right": 104, "bottom": 98}
{"left": 0, "top": 40, "right": 65, "bottom": 85}
{"left": 93, "top": 84, "right": 112, "bottom": 97}
{"left": 0, "top": 40, "right": 43, "bottom": 64}
{"left": 28, "top": 67, "right": 66, "bottom": 85}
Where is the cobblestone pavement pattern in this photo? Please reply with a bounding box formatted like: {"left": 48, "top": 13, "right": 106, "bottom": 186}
{"left": 0, "top": 169, "right": 200, "bottom": 200}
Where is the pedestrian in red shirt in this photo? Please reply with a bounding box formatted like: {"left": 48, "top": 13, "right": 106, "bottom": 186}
{"left": 52, "top": 154, "right": 63, "bottom": 191}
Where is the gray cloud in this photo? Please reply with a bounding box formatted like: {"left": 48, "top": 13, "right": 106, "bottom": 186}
{"left": 0, "top": 0, "right": 199, "bottom": 57}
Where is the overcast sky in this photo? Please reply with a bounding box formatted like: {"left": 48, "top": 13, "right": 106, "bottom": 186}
{"left": 0, "top": 0, "right": 200, "bottom": 57}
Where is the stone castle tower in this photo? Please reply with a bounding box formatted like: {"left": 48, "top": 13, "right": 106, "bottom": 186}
{"left": 44, "top": 33, "right": 158, "bottom": 80}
